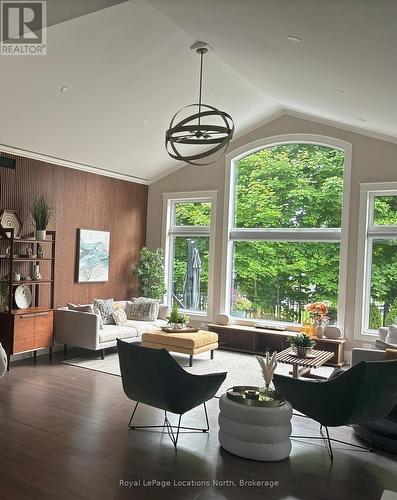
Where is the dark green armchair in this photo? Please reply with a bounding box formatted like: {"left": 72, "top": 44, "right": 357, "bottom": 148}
{"left": 117, "top": 339, "right": 226, "bottom": 447}
{"left": 273, "top": 360, "right": 397, "bottom": 460}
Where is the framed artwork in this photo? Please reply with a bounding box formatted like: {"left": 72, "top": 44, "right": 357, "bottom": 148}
{"left": 77, "top": 229, "right": 110, "bottom": 283}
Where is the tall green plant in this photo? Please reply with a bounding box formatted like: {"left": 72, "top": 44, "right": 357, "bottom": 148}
{"left": 134, "top": 247, "right": 166, "bottom": 299}
{"left": 31, "top": 195, "right": 53, "bottom": 230}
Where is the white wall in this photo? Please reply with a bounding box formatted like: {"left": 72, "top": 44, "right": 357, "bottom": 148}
{"left": 146, "top": 113, "right": 397, "bottom": 350}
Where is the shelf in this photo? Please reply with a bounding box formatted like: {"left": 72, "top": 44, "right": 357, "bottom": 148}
{"left": 0, "top": 238, "right": 54, "bottom": 244}
{"left": 11, "top": 306, "right": 53, "bottom": 315}
{"left": 11, "top": 280, "right": 53, "bottom": 286}
{"left": 0, "top": 256, "right": 54, "bottom": 261}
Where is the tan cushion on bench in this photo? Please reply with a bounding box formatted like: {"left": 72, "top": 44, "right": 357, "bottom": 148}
{"left": 141, "top": 330, "right": 218, "bottom": 350}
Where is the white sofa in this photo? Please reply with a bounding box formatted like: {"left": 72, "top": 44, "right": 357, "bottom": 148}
{"left": 55, "top": 301, "right": 168, "bottom": 358}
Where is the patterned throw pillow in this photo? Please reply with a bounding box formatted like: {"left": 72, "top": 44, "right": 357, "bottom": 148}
{"left": 93, "top": 298, "right": 115, "bottom": 325}
{"left": 112, "top": 308, "right": 127, "bottom": 326}
{"left": 126, "top": 297, "right": 160, "bottom": 321}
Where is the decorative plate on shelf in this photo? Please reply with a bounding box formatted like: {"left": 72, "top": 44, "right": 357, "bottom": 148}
{"left": 14, "top": 285, "right": 32, "bottom": 309}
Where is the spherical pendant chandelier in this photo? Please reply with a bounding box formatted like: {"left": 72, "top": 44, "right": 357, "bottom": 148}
{"left": 165, "top": 42, "right": 235, "bottom": 166}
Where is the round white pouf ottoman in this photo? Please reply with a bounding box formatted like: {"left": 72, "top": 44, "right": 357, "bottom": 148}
{"left": 218, "top": 394, "right": 292, "bottom": 461}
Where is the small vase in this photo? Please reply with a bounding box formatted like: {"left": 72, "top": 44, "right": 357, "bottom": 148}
{"left": 35, "top": 230, "right": 46, "bottom": 240}
{"left": 315, "top": 325, "right": 324, "bottom": 338}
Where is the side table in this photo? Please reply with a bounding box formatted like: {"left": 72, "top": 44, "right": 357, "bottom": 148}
{"left": 218, "top": 394, "right": 292, "bottom": 461}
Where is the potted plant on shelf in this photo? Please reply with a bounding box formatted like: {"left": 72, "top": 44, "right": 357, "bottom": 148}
{"left": 31, "top": 195, "right": 52, "bottom": 240}
{"left": 167, "top": 303, "right": 189, "bottom": 330}
{"left": 287, "top": 333, "right": 316, "bottom": 357}
{"left": 133, "top": 247, "right": 166, "bottom": 299}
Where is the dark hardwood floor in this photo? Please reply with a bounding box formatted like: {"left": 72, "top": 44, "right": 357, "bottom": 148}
{"left": 0, "top": 351, "right": 396, "bottom": 500}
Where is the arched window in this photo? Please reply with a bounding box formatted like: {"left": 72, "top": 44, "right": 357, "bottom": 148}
{"left": 225, "top": 141, "right": 347, "bottom": 325}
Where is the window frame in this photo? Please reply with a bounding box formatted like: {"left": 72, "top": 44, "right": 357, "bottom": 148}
{"left": 162, "top": 190, "right": 217, "bottom": 321}
{"left": 220, "top": 134, "right": 352, "bottom": 330}
{"left": 354, "top": 182, "right": 397, "bottom": 340}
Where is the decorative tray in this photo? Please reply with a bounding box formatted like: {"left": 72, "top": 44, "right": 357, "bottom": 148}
{"left": 160, "top": 326, "right": 199, "bottom": 334}
{"left": 226, "top": 385, "right": 285, "bottom": 407}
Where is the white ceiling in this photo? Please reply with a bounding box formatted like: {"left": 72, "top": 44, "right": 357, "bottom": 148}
{"left": 0, "top": 0, "right": 395, "bottom": 183}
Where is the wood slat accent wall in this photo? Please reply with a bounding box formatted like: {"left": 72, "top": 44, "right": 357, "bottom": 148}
{"left": 0, "top": 153, "right": 147, "bottom": 307}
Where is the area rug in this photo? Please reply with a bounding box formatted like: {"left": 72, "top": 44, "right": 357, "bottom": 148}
{"left": 63, "top": 349, "right": 334, "bottom": 396}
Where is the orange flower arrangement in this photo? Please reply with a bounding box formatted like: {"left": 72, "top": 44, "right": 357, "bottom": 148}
{"left": 304, "top": 301, "right": 329, "bottom": 326}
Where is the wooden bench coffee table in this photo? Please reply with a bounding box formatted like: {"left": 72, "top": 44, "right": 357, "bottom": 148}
{"left": 141, "top": 329, "right": 218, "bottom": 367}
{"left": 276, "top": 347, "right": 334, "bottom": 379}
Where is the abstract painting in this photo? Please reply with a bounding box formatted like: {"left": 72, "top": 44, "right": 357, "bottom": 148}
{"left": 77, "top": 229, "right": 110, "bottom": 283}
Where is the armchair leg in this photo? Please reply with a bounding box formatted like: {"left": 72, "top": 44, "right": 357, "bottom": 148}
{"left": 127, "top": 402, "right": 210, "bottom": 448}
{"left": 292, "top": 423, "right": 372, "bottom": 462}
{"left": 101, "top": 349, "right": 105, "bottom": 360}
{"left": 63, "top": 344, "right": 67, "bottom": 359}
{"left": 321, "top": 425, "right": 334, "bottom": 461}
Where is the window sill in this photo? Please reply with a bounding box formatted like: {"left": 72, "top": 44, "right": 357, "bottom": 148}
{"left": 229, "top": 317, "right": 301, "bottom": 332}
{"left": 180, "top": 310, "right": 210, "bottom": 323}
{"left": 354, "top": 330, "right": 378, "bottom": 342}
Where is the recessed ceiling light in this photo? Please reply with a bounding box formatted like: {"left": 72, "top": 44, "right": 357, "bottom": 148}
{"left": 140, "top": 119, "right": 149, "bottom": 125}
{"left": 286, "top": 35, "right": 301, "bottom": 43}
{"left": 60, "top": 85, "right": 70, "bottom": 93}
{"left": 333, "top": 88, "right": 344, "bottom": 93}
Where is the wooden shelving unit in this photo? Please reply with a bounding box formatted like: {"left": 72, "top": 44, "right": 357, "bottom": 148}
{"left": 0, "top": 227, "right": 56, "bottom": 370}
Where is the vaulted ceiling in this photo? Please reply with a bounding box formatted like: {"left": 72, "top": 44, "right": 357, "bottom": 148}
{"left": 0, "top": 0, "right": 395, "bottom": 183}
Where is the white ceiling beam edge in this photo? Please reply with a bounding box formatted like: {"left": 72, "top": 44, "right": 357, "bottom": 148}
{"left": 0, "top": 143, "right": 150, "bottom": 185}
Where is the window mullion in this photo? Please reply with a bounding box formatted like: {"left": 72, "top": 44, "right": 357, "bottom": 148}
{"left": 169, "top": 226, "right": 210, "bottom": 237}
{"left": 367, "top": 225, "right": 397, "bottom": 238}
{"left": 230, "top": 228, "right": 341, "bottom": 242}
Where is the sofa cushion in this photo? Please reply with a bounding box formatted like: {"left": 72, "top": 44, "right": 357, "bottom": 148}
{"left": 385, "top": 349, "right": 397, "bottom": 361}
{"left": 386, "top": 325, "right": 397, "bottom": 346}
{"left": 93, "top": 298, "right": 115, "bottom": 325}
{"left": 99, "top": 325, "right": 137, "bottom": 343}
{"left": 124, "top": 319, "right": 167, "bottom": 336}
{"left": 127, "top": 297, "right": 160, "bottom": 321}
{"left": 68, "top": 303, "right": 103, "bottom": 330}
{"left": 67, "top": 303, "right": 94, "bottom": 313}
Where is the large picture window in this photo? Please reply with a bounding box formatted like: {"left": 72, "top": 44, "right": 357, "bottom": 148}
{"left": 356, "top": 185, "right": 397, "bottom": 337}
{"left": 163, "top": 192, "right": 216, "bottom": 317}
{"left": 227, "top": 143, "right": 346, "bottom": 324}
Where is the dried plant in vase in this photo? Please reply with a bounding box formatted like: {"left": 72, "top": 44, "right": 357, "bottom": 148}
{"left": 256, "top": 352, "right": 279, "bottom": 401}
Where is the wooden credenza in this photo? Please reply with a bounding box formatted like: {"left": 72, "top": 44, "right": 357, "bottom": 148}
{"left": 207, "top": 323, "right": 345, "bottom": 367}
{"left": 0, "top": 307, "right": 54, "bottom": 366}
